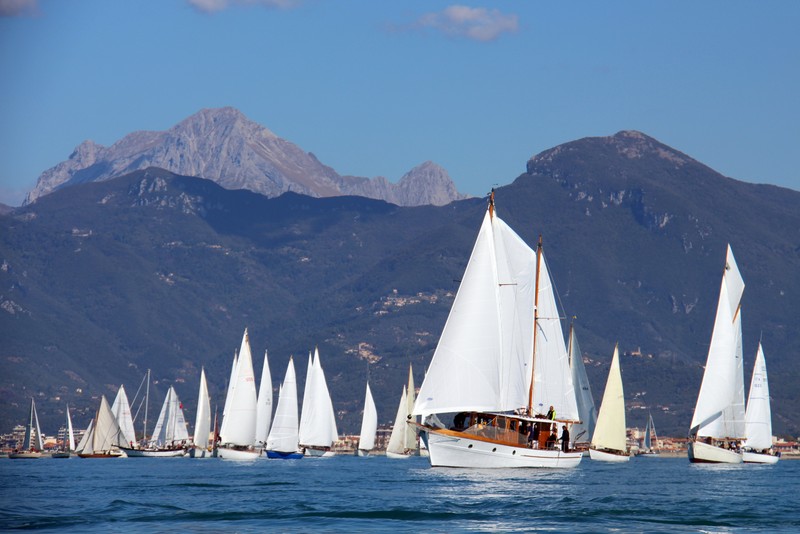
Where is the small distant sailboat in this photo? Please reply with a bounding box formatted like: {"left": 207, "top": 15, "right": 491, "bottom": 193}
{"left": 189, "top": 367, "right": 213, "bottom": 458}
{"left": 298, "top": 348, "right": 338, "bottom": 457}
{"left": 386, "top": 365, "right": 419, "bottom": 458}
{"left": 77, "top": 395, "right": 125, "bottom": 458}
{"left": 357, "top": 382, "right": 377, "bottom": 457}
{"left": 689, "top": 245, "right": 746, "bottom": 464}
{"left": 255, "top": 350, "right": 273, "bottom": 449}
{"left": 51, "top": 404, "right": 76, "bottom": 458}
{"left": 9, "top": 398, "right": 44, "bottom": 459}
{"left": 568, "top": 324, "right": 597, "bottom": 449}
{"left": 266, "top": 357, "right": 303, "bottom": 459}
{"left": 111, "top": 384, "right": 137, "bottom": 449}
{"left": 218, "top": 329, "right": 260, "bottom": 460}
{"left": 742, "top": 343, "right": 779, "bottom": 464}
{"left": 141, "top": 386, "right": 189, "bottom": 456}
{"left": 589, "top": 344, "right": 630, "bottom": 462}
{"left": 639, "top": 413, "right": 659, "bottom": 457}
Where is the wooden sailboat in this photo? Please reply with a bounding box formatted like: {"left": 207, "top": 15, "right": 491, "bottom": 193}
{"left": 412, "top": 193, "right": 583, "bottom": 468}
{"left": 742, "top": 343, "right": 779, "bottom": 464}
{"left": 386, "top": 365, "right": 419, "bottom": 458}
{"left": 639, "top": 413, "right": 659, "bottom": 457}
{"left": 51, "top": 404, "right": 76, "bottom": 458}
{"left": 568, "top": 324, "right": 597, "bottom": 449}
{"left": 590, "top": 344, "right": 629, "bottom": 462}
{"left": 9, "top": 398, "right": 44, "bottom": 459}
{"left": 298, "top": 348, "right": 338, "bottom": 457}
{"left": 357, "top": 382, "right": 378, "bottom": 457}
{"left": 189, "top": 367, "right": 213, "bottom": 458}
{"left": 266, "top": 357, "right": 303, "bottom": 459}
{"left": 218, "top": 329, "right": 260, "bottom": 460}
{"left": 689, "top": 245, "right": 746, "bottom": 464}
{"left": 77, "top": 395, "right": 125, "bottom": 458}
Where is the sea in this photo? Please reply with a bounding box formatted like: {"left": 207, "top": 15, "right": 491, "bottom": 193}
{"left": 1, "top": 455, "right": 798, "bottom": 533}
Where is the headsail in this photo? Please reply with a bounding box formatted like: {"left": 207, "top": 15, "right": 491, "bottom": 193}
{"left": 591, "top": 345, "right": 627, "bottom": 453}
{"left": 358, "top": 382, "right": 378, "bottom": 451}
{"left": 744, "top": 343, "right": 772, "bottom": 450}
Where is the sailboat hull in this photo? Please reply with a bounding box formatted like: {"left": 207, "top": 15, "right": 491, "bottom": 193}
{"left": 188, "top": 447, "right": 213, "bottom": 458}
{"left": 265, "top": 450, "right": 303, "bottom": 459}
{"left": 302, "top": 446, "right": 335, "bottom": 457}
{"left": 589, "top": 447, "right": 630, "bottom": 462}
{"left": 742, "top": 451, "right": 779, "bottom": 464}
{"left": 688, "top": 440, "right": 743, "bottom": 464}
{"left": 423, "top": 428, "right": 582, "bottom": 468}
{"left": 218, "top": 446, "right": 261, "bottom": 460}
{"left": 50, "top": 452, "right": 72, "bottom": 458}
{"left": 8, "top": 451, "right": 42, "bottom": 459}
{"left": 386, "top": 451, "right": 414, "bottom": 459}
{"left": 356, "top": 449, "right": 372, "bottom": 457}
{"left": 120, "top": 446, "right": 186, "bottom": 458}
{"left": 77, "top": 451, "right": 125, "bottom": 459}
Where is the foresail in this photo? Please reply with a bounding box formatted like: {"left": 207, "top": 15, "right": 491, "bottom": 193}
{"left": 299, "top": 349, "right": 338, "bottom": 447}
{"left": 193, "top": 368, "right": 212, "bottom": 449}
{"left": 358, "top": 382, "right": 378, "bottom": 450}
{"left": 387, "top": 386, "right": 408, "bottom": 455}
{"left": 744, "top": 344, "right": 772, "bottom": 450}
{"left": 266, "top": 358, "right": 299, "bottom": 453}
{"left": 111, "top": 385, "right": 137, "bottom": 447}
{"left": 255, "top": 350, "right": 273, "bottom": 445}
{"left": 95, "top": 395, "right": 122, "bottom": 453}
{"left": 219, "top": 351, "right": 238, "bottom": 441}
{"left": 591, "top": 345, "right": 627, "bottom": 452}
{"left": 220, "top": 329, "right": 258, "bottom": 446}
{"left": 569, "top": 327, "right": 597, "bottom": 442}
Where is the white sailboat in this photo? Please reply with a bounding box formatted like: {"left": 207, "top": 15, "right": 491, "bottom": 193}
{"left": 9, "top": 398, "right": 44, "bottom": 459}
{"left": 568, "top": 324, "right": 597, "bottom": 448}
{"left": 589, "top": 345, "right": 629, "bottom": 462}
{"left": 77, "top": 395, "right": 125, "bottom": 458}
{"left": 190, "top": 367, "right": 213, "bottom": 458}
{"left": 387, "top": 365, "right": 419, "bottom": 458}
{"left": 148, "top": 386, "right": 189, "bottom": 454}
{"left": 639, "top": 412, "right": 659, "bottom": 457}
{"left": 218, "top": 329, "right": 260, "bottom": 460}
{"left": 357, "top": 382, "right": 378, "bottom": 456}
{"left": 412, "top": 193, "right": 583, "bottom": 468}
{"left": 111, "top": 384, "right": 137, "bottom": 449}
{"left": 298, "top": 348, "right": 338, "bottom": 457}
{"left": 742, "top": 343, "right": 779, "bottom": 464}
{"left": 266, "top": 357, "right": 303, "bottom": 459}
{"left": 689, "top": 245, "right": 746, "bottom": 464}
{"left": 255, "top": 350, "right": 273, "bottom": 448}
{"left": 52, "top": 404, "right": 76, "bottom": 458}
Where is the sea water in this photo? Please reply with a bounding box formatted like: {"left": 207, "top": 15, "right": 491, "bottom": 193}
{"left": 0, "top": 456, "right": 797, "bottom": 532}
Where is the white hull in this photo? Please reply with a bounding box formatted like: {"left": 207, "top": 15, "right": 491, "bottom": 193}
{"left": 302, "top": 447, "right": 335, "bottom": 457}
{"left": 188, "top": 447, "right": 213, "bottom": 458}
{"left": 386, "top": 451, "right": 413, "bottom": 459}
{"left": 356, "top": 449, "right": 371, "bottom": 457}
{"left": 424, "top": 429, "right": 582, "bottom": 468}
{"left": 688, "top": 440, "right": 743, "bottom": 464}
{"left": 743, "top": 451, "right": 779, "bottom": 464}
{"left": 8, "top": 451, "right": 42, "bottom": 459}
{"left": 589, "top": 447, "right": 630, "bottom": 463}
{"left": 217, "top": 446, "right": 261, "bottom": 460}
{"left": 637, "top": 451, "right": 660, "bottom": 458}
{"left": 120, "top": 446, "right": 185, "bottom": 458}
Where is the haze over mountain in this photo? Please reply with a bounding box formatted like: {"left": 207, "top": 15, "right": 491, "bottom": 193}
{"left": 24, "top": 107, "right": 468, "bottom": 208}
{"left": 2, "top": 131, "right": 798, "bottom": 439}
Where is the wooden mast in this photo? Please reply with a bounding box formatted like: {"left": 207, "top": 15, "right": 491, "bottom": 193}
{"left": 527, "top": 235, "right": 543, "bottom": 414}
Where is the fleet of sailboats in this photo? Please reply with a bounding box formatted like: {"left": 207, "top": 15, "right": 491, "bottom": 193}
{"left": 411, "top": 193, "right": 583, "bottom": 468}
{"left": 589, "top": 344, "right": 629, "bottom": 462}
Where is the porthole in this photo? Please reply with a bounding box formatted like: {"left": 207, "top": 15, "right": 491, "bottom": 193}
{"left": 512, "top": 450, "right": 516, "bottom": 455}
{"left": 492, "top": 448, "right": 497, "bottom": 452}
{"left": 468, "top": 444, "right": 473, "bottom": 448}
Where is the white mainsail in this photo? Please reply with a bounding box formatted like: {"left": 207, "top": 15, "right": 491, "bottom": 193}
{"left": 569, "top": 325, "right": 597, "bottom": 443}
{"left": 299, "top": 348, "right": 338, "bottom": 448}
{"left": 111, "top": 384, "right": 137, "bottom": 447}
{"left": 218, "top": 350, "right": 239, "bottom": 440}
{"left": 65, "top": 404, "right": 75, "bottom": 451}
{"left": 386, "top": 386, "right": 409, "bottom": 455}
{"left": 193, "top": 368, "right": 211, "bottom": 449}
{"left": 79, "top": 395, "right": 122, "bottom": 455}
{"left": 591, "top": 345, "right": 627, "bottom": 453}
{"left": 255, "top": 350, "right": 273, "bottom": 446}
{"left": 150, "top": 386, "right": 189, "bottom": 447}
{"left": 21, "top": 398, "right": 44, "bottom": 451}
{"left": 744, "top": 343, "right": 772, "bottom": 450}
{"left": 219, "top": 329, "right": 258, "bottom": 447}
{"left": 358, "top": 382, "right": 378, "bottom": 451}
{"left": 266, "top": 357, "right": 300, "bottom": 453}
{"left": 690, "top": 245, "right": 746, "bottom": 439}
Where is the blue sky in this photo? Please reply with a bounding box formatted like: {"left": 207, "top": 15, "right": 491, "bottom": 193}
{"left": 1, "top": 0, "right": 798, "bottom": 206}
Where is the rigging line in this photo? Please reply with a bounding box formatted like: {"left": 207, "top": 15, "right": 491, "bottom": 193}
{"left": 542, "top": 250, "right": 570, "bottom": 332}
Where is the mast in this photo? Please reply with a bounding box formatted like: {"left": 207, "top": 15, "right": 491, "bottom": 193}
{"left": 488, "top": 189, "right": 495, "bottom": 219}
{"left": 143, "top": 369, "right": 150, "bottom": 446}
{"left": 527, "top": 235, "right": 543, "bottom": 413}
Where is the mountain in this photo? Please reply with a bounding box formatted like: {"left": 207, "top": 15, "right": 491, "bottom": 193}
{"left": 24, "top": 107, "right": 468, "bottom": 207}
{"left": 2, "top": 131, "right": 798, "bottom": 439}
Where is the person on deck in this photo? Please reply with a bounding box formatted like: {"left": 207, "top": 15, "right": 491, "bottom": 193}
{"left": 546, "top": 431, "right": 557, "bottom": 450}
{"left": 559, "top": 425, "right": 570, "bottom": 453}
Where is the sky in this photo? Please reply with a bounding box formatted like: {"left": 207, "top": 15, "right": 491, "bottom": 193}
{"left": 1, "top": 0, "right": 798, "bottom": 206}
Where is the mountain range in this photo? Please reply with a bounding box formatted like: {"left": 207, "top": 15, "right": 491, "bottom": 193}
{"left": 24, "top": 107, "right": 467, "bottom": 207}
{"left": 2, "top": 130, "right": 798, "bottom": 440}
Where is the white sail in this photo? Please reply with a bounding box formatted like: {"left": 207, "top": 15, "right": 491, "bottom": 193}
{"left": 93, "top": 395, "right": 123, "bottom": 454}
{"left": 404, "top": 365, "right": 417, "bottom": 451}
{"left": 414, "top": 209, "right": 538, "bottom": 415}
{"left": 66, "top": 404, "right": 75, "bottom": 451}
{"left": 218, "top": 350, "right": 238, "bottom": 440}
{"left": 76, "top": 419, "right": 93, "bottom": 454}
{"left": 256, "top": 350, "right": 273, "bottom": 445}
{"left": 150, "top": 386, "right": 189, "bottom": 446}
{"left": 358, "top": 382, "right": 378, "bottom": 451}
{"left": 219, "top": 329, "right": 258, "bottom": 447}
{"left": 569, "top": 325, "right": 596, "bottom": 443}
{"left": 591, "top": 345, "right": 627, "bottom": 453}
{"left": 643, "top": 417, "right": 652, "bottom": 451}
{"left": 193, "top": 368, "right": 211, "bottom": 449}
{"left": 111, "top": 384, "right": 137, "bottom": 447}
{"left": 690, "top": 245, "right": 746, "bottom": 439}
{"left": 299, "top": 348, "right": 339, "bottom": 448}
{"left": 266, "top": 357, "right": 300, "bottom": 453}
{"left": 21, "top": 398, "right": 44, "bottom": 451}
{"left": 387, "top": 386, "right": 409, "bottom": 455}
{"left": 744, "top": 343, "right": 773, "bottom": 450}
